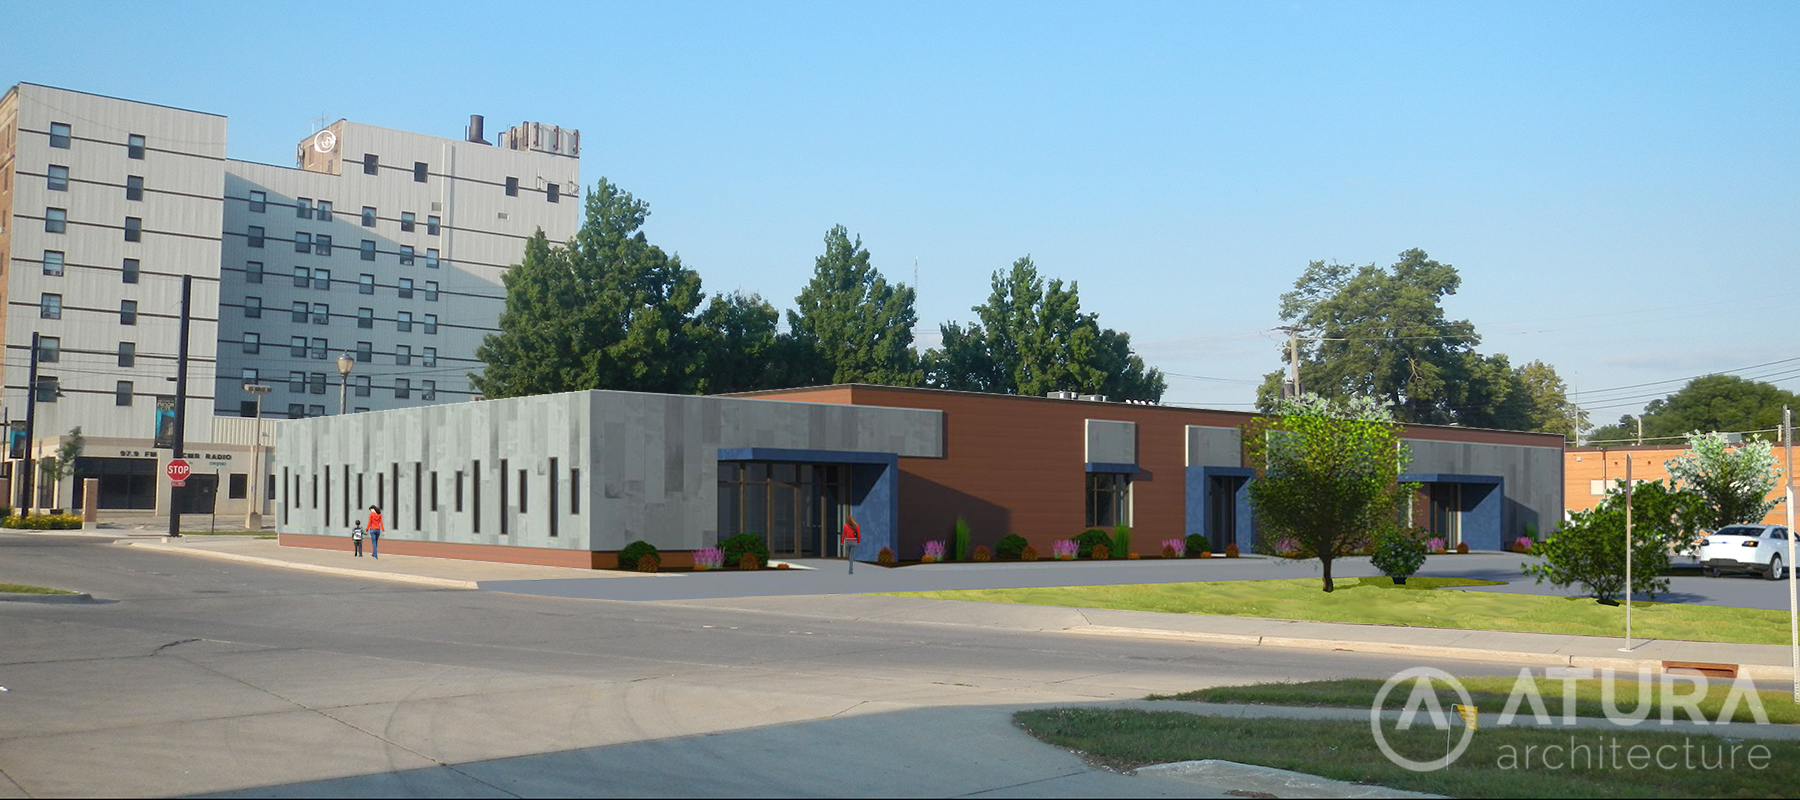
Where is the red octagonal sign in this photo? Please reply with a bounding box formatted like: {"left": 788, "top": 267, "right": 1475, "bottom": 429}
{"left": 166, "top": 459, "right": 191, "bottom": 487}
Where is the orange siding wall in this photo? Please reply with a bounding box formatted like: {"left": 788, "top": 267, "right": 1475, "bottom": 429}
{"left": 1565, "top": 445, "right": 1792, "bottom": 525}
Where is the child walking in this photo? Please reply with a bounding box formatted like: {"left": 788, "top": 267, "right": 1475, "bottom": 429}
{"left": 351, "top": 521, "right": 364, "bottom": 557}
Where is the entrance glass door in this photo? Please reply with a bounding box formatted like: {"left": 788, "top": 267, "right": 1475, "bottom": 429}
{"left": 718, "top": 461, "right": 850, "bottom": 559}
{"left": 1208, "top": 476, "right": 1238, "bottom": 552}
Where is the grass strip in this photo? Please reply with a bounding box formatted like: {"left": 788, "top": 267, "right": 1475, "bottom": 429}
{"left": 0, "top": 583, "right": 75, "bottom": 595}
{"left": 892, "top": 576, "right": 1792, "bottom": 645}
{"left": 1155, "top": 677, "right": 1800, "bottom": 725}
{"left": 1015, "top": 708, "right": 1795, "bottom": 798}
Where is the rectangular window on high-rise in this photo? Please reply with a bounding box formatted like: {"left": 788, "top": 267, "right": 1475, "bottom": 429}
{"left": 292, "top": 301, "right": 308, "bottom": 323}
{"left": 296, "top": 198, "right": 312, "bottom": 219}
{"left": 355, "top": 375, "right": 371, "bottom": 397}
{"left": 401, "top": 212, "right": 414, "bottom": 232}
{"left": 398, "top": 278, "right": 414, "bottom": 299}
{"left": 243, "top": 333, "right": 260, "bottom": 354}
{"left": 38, "top": 337, "right": 59, "bottom": 363}
{"left": 46, "top": 165, "right": 68, "bottom": 191}
{"left": 290, "top": 336, "right": 307, "bottom": 358}
{"left": 293, "top": 266, "right": 311, "bottom": 288}
{"left": 427, "top": 216, "right": 440, "bottom": 236}
{"left": 360, "top": 240, "right": 375, "bottom": 261}
{"left": 547, "top": 182, "right": 560, "bottom": 203}
{"left": 116, "top": 381, "right": 134, "bottom": 406}
{"left": 358, "top": 308, "right": 373, "bottom": 328}
{"left": 397, "top": 312, "right": 413, "bottom": 333}
{"left": 361, "top": 206, "right": 376, "bottom": 227}
{"left": 395, "top": 378, "right": 411, "bottom": 399}
{"left": 313, "top": 268, "right": 330, "bottom": 291}
{"left": 127, "top": 134, "right": 145, "bottom": 160}
{"left": 123, "top": 258, "right": 140, "bottom": 284}
{"left": 423, "top": 281, "right": 439, "bottom": 301}
{"left": 126, "top": 176, "right": 144, "bottom": 201}
{"left": 310, "top": 337, "right": 327, "bottom": 359}
{"left": 245, "top": 296, "right": 262, "bottom": 318}
{"left": 309, "top": 373, "right": 326, "bottom": 395}
{"left": 400, "top": 246, "right": 414, "bottom": 265}
{"left": 423, "top": 314, "right": 438, "bottom": 335}
{"left": 119, "top": 342, "right": 136, "bottom": 367}
{"left": 359, "top": 274, "right": 374, "bottom": 294}
{"left": 289, "top": 372, "right": 305, "bottom": 394}
{"left": 425, "top": 249, "right": 439, "bottom": 269}
{"left": 413, "top": 162, "right": 428, "bottom": 182}
{"left": 422, "top": 380, "right": 436, "bottom": 401}
{"left": 294, "top": 232, "right": 311, "bottom": 253}
{"left": 505, "top": 177, "right": 518, "bottom": 196}
{"left": 248, "top": 226, "right": 264, "bottom": 248}
{"left": 422, "top": 347, "right": 437, "bottom": 367}
{"left": 40, "top": 294, "right": 61, "bottom": 319}
{"left": 124, "top": 217, "right": 142, "bottom": 242}
{"left": 49, "top": 122, "right": 71, "bottom": 148}
{"left": 312, "top": 303, "right": 330, "bottom": 325}
{"left": 316, "top": 200, "right": 333, "bottom": 221}
{"left": 120, "top": 300, "right": 138, "bottom": 326}
{"left": 42, "top": 250, "right": 64, "bottom": 276}
{"left": 45, "top": 208, "right": 67, "bottom": 233}
{"left": 356, "top": 341, "right": 372, "bottom": 363}
{"left": 245, "top": 261, "right": 262, "bottom": 283}
{"left": 315, "top": 235, "right": 331, "bottom": 256}
{"left": 396, "top": 345, "right": 412, "bottom": 366}
{"left": 363, "top": 153, "right": 378, "bottom": 175}
{"left": 249, "top": 191, "right": 266, "bottom": 213}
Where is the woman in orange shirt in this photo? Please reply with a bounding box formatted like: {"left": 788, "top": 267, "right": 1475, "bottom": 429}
{"left": 366, "top": 505, "right": 383, "bottom": 559}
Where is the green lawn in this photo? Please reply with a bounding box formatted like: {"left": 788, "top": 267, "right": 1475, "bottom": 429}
{"left": 1016, "top": 708, "right": 1795, "bottom": 798}
{"left": 0, "top": 583, "right": 74, "bottom": 595}
{"left": 1158, "top": 676, "right": 1800, "bottom": 725}
{"left": 891, "top": 576, "right": 1792, "bottom": 645}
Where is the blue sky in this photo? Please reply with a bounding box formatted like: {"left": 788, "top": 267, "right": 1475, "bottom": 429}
{"left": 10, "top": 1, "right": 1796, "bottom": 424}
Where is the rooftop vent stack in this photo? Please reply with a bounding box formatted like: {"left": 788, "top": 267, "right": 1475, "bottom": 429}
{"left": 466, "top": 115, "right": 487, "bottom": 144}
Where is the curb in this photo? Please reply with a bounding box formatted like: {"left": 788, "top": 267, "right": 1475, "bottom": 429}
{"left": 127, "top": 542, "right": 477, "bottom": 590}
{"left": 1067, "top": 624, "right": 1795, "bottom": 681}
{"left": 0, "top": 592, "right": 95, "bottom": 604}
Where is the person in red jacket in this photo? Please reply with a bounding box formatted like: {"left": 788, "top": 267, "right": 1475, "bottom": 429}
{"left": 366, "top": 505, "right": 383, "bottom": 559}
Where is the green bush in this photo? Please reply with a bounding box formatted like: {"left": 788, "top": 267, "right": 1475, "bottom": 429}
{"left": 1370, "top": 526, "right": 1427, "bottom": 580}
{"left": 952, "top": 517, "right": 972, "bottom": 562}
{"left": 1524, "top": 479, "right": 1700, "bottom": 603}
{"left": 722, "top": 533, "right": 770, "bottom": 570}
{"left": 995, "top": 534, "right": 1030, "bottom": 559}
{"left": 618, "top": 540, "right": 658, "bottom": 570}
{"left": 1185, "top": 534, "right": 1210, "bottom": 558}
{"left": 1075, "top": 528, "right": 1111, "bottom": 559}
{"left": 1110, "top": 524, "right": 1131, "bottom": 560}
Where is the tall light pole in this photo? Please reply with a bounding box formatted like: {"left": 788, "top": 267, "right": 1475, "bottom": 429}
{"left": 244, "top": 384, "right": 271, "bottom": 530}
{"left": 336, "top": 353, "right": 355, "bottom": 415}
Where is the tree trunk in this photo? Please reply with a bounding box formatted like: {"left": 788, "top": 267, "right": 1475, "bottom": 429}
{"left": 1321, "top": 555, "right": 1335, "bottom": 592}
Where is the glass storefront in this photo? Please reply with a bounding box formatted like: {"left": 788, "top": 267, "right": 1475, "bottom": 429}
{"left": 1085, "top": 472, "right": 1132, "bottom": 528}
{"left": 717, "top": 462, "right": 848, "bottom": 558}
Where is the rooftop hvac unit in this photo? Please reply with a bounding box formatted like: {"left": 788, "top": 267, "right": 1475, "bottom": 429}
{"left": 1079, "top": 394, "right": 1108, "bottom": 402}
{"left": 1045, "top": 391, "right": 1078, "bottom": 400}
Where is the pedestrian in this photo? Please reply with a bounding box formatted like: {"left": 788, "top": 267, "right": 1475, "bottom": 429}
{"left": 366, "top": 505, "right": 383, "bottom": 559}
{"left": 351, "top": 520, "right": 364, "bottom": 557}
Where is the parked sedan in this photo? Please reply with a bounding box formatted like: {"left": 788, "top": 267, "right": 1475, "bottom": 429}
{"left": 1698, "top": 524, "right": 1791, "bottom": 579}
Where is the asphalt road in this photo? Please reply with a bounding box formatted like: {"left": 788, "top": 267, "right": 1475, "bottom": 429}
{"left": 0, "top": 533, "right": 1529, "bottom": 798}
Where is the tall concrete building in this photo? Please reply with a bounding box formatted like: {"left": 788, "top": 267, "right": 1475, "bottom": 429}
{"left": 0, "top": 82, "right": 580, "bottom": 515}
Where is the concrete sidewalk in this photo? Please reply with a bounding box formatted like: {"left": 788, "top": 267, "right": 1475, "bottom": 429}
{"left": 670, "top": 593, "right": 1800, "bottom": 682}
{"left": 125, "top": 536, "right": 664, "bottom": 589}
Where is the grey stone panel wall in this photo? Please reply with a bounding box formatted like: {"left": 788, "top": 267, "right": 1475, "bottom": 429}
{"left": 1084, "top": 420, "right": 1137, "bottom": 465}
{"left": 274, "top": 390, "right": 941, "bottom": 554}
{"left": 1404, "top": 438, "right": 1564, "bottom": 537}
{"left": 1185, "top": 425, "right": 1242, "bottom": 468}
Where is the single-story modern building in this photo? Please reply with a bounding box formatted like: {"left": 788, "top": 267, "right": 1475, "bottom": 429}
{"left": 272, "top": 385, "right": 1565, "bottom": 565}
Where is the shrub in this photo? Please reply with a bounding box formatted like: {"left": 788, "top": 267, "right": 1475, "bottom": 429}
{"left": 1161, "top": 544, "right": 1178, "bottom": 559}
{"left": 738, "top": 552, "right": 762, "bottom": 570}
{"left": 1091, "top": 543, "right": 1111, "bottom": 561}
{"left": 972, "top": 545, "right": 991, "bottom": 562}
{"left": 1455, "top": 541, "right": 1470, "bottom": 554}
{"left": 1110, "top": 524, "right": 1131, "bottom": 560}
{"left": 694, "top": 547, "right": 724, "bottom": 571}
{"left": 1224, "top": 543, "right": 1240, "bottom": 558}
{"left": 1074, "top": 528, "right": 1111, "bottom": 559}
{"left": 877, "top": 546, "right": 896, "bottom": 567}
{"left": 995, "top": 534, "right": 1029, "bottom": 560}
{"left": 618, "top": 540, "right": 658, "bottom": 571}
{"left": 1524, "top": 479, "right": 1700, "bottom": 603}
{"left": 1052, "top": 539, "right": 1077, "bottom": 560}
{"left": 952, "top": 518, "right": 972, "bottom": 562}
{"left": 636, "top": 553, "right": 660, "bottom": 573}
{"left": 1021, "top": 544, "right": 1039, "bottom": 561}
{"left": 1, "top": 514, "right": 81, "bottom": 530}
{"left": 0, "top": 505, "right": 13, "bottom": 519}
{"left": 722, "top": 533, "right": 770, "bottom": 570}
{"left": 922, "top": 540, "right": 946, "bottom": 563}
{"left": 1370, "top": 526, "right": 1428, "bottom": 581}
{"left": 1185, "top": 534, "right": 1210, "bottom": 558}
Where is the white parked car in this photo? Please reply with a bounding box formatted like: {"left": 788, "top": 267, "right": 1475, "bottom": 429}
{"left": 1698, "top": 524, "right": 1791, "bottom": 580}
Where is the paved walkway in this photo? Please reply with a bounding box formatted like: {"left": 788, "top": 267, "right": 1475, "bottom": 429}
{"left": 125, "top": 536, "right": 663, "bottom": 589}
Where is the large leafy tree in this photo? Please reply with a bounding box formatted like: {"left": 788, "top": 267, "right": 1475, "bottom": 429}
{"left": 695, "top": 291, "right": 793, "bottom": 394}
{"left": 1256, "top": 250, "right": 1574, "bottom": 434}
{"left": 1665, "top": 431, "right": 1783, "bottom": 530}
{"left": 926, "top": 256, "right": 1165, "bottom": 401}
{"left": 1244, "top": 394, "right": 1414, "bottom": 592}
{"left": 787, "top": 225, "right": 923, "bottom": 386}
{"left": 1588, "top": 375, "right": 1799, "bottom": 444}
{"left": 474, "top": 180, "right": 707, "bottom": 398}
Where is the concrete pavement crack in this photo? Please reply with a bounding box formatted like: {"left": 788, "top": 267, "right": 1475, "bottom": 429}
{"left": 0, "top": 765, "right": 32, "bottom": 798}
{"left": 148, "top": 638, "right": 202, "bottom": 655}
{"left": 949, "top": 767, "right": 1095, "bottom": 797}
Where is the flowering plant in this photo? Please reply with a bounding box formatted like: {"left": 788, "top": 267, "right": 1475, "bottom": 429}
{"left": 1427, "top": 537, "right": 1446, "bottom": 552}
{"left": 1514, "top": 536, "right": 1534, "bottom": 553}
{"left": 1052, "top": 539, "right": 1078, "bottom": 560}
{"left": 922, "top": 540, "right": 947, "bottom": 563}
{"left": 694, "top": 547, "right": 724, "bottom": 571}
{"left": 1161, "top": 538, "right": 1185, "bottom": 556}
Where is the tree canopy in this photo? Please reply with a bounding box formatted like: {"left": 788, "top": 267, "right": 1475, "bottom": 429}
{"left": 1256, "top": 249, "right": 1581, "bottom": 436}
{"left": 1587, "top": 375, "right": 1799, "bottom": 445}
{"left": 473, "top": 179, "right": 706, "bottom": 398}
{"left": 786, "top": 226, "right": 924, "bottom": 387}
{"left": 926, "top": 256, "right": 1165, "bottom": 401}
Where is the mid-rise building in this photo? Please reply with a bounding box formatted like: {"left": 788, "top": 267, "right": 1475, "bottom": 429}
{"left": 0, "top": 82, "right": 580, "bottom": 516}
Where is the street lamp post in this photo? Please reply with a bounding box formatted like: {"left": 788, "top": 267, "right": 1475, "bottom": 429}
{"left": 336, "top": 353, "right": 354, "bottom": 415}
{"left": 243, "top": 384, "right": 271, "bottom": 530}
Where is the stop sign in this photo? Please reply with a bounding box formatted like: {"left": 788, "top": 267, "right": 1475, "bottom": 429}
{"left": 166, "top": 459, "right": 191, "bottom": 487}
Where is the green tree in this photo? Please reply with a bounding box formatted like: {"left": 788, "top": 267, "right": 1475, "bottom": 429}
{"left": 36, "top": 427, "right": 84, "bottom": 512}
{"left": 926, "top": 257, "right": 1165, "bottom": 401}
{"left": 1523, "top": 479, "right": 1704, "bottom": 603}
{"left": 1588, "top": 375, "right": 1799, "bottom": 445}
{"left": 787, "top": 225, "right": 923, "bottom": 387}
{"left": 1244, "top": 394, "right": 1414, "bottom": 592}
{"left": 696, "top": 291, "right": 786, "bottom": 394}
{"left": 1514, "top": 359, "right": 1589, "bottom": 439}
{"left": 1255, "top": 250, "right": 1568, "bottom": 433}
{"left": 1665, "top": 431, "right": 1782, "bottom": 530}
{"left": 474, "top": 179, "right": 707, "bottom": 398}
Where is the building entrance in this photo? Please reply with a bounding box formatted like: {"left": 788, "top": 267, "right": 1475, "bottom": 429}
{"left": 718, "top": 462, "right": 848, "bottom": 558}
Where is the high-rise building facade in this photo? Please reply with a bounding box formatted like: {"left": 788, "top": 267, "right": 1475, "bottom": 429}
{"left": 0, "top": 82, "right": 579, "bottom": 515}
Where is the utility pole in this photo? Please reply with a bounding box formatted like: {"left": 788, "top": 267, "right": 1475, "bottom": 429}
{"left": 1785, "top": 405, "right": 1796, "bottom": 701}
{"left": 1636, "top": 417, "right": 1643, "bottom": 447}
{"left": 167, "top": 276, "right": 192, "bottom": 538}
{"left": 1620, "top": 455, "right": 1634, "bottom": 651}
{"left": 21, "top": 332, "right": 39, "bottom": 513}
{"left": 1282, "top": 327, "right": 1302, "bottom": 398}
